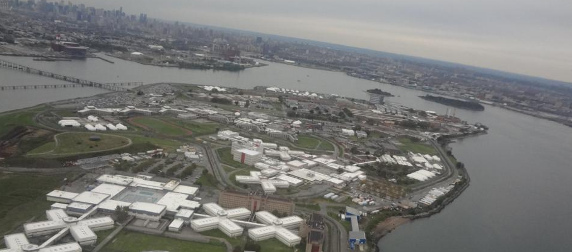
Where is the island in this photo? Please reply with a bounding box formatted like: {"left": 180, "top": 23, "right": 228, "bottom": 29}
{"left": 420, "top": 95, "right": 485, "bottom": 111}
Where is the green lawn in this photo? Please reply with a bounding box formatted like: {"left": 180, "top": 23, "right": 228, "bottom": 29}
{"left": 316, "top": 140, "right": 335, "bottom": 151}
{"left": 256, "top": 238, "right": 296, "bottom": 252}
{"left": 131, "top": 117, "right": 190, "bottom": 136}
{"left": 0, "top": 106, "right": 43, "bottom": 137}
{"left": 0, "top": 173, "right": 72, "bottom": 235}
{"left": 103, "top": 231, "right": 226, "bottom": 252}
{"left": 27, "top": 141, "right": 56, "bottom": 154}
{"left": 124, "top": 134, "right": 181, "bottom": 152}
{"left": 48, "top": 133, "right": 130, "bottom": 155}
{"left": 296, "top": 135, "right": 334, "bottom": 151}
{"left": 216, "top": 147, "right": 251, "bottom": 169}
{"left": 196, "top": 173, "right": 218, "bottom": 188}
{"left": 200, "top": 229, "right": 245, "bottom": 247}
{"left": 397, "top": 137, "right": 437, "bottom": 155}
{"left": 167, "top": 119, "right": 219, "bottom": 136}
{"left": 296, "top": 135, "right": 321, "bottom": 149}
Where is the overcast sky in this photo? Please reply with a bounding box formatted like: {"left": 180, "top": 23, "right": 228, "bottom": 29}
{"left": 72, "top": 0, "right": 572, "bottom": 83}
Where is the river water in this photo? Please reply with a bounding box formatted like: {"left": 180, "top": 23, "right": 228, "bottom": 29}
{"left": 1, "top": 55, "right": 572, "bottom": 251}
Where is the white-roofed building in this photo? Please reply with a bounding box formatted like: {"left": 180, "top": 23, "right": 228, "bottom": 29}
{"left": 37, "top": 242, "right": 82, "bottom": 252}
{"left": 175, "top": 209, "right": 194, "bottom": 223}
{"left": 46, "top": 190, "right": 79, "bottom": 204}
{"left": 90, "top": 183, "right": 126, "bottom": 198}
{"left": 248, "top": 211, "right": 303, "bottom": 247}
{"left": 98, "top": 200, "right": 131, "bottom": 214}
{"left": 72, "top": 191, "right": 109, "bottom": 205}
{"left": 276, "top": 174, "right": 303, "bottom": 186}
{"left": 96, "top": 174, "right": 133, "bottom": 186}
{"left": 69, "top": 225, "right": 97, "bottom": 245}
{"left": 156, "top": 192, "right": 201, "bottom": 215}
{"left": 3, "top": 233, "right": 29, "bottom": 251}
{"left": 128, "top": 202, "right": 166, "bottom": 221}
{"left": 190, "top": 203, "right": 251, "bottom": 237}
{"left": 168, "top": 218, "right": 185, "bottom": 232}
{"left": 50, "top": 203, "right": 68, "bottom": 210}
{"left": 173, "top": 185, "right": 199, "bottom": 196}
{"left": 233, "top": 149, "right": 262, "bottom": 166}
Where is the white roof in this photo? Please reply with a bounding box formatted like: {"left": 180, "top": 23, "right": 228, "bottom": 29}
{"left": 38, "top": 242, "right": 82, "bottom": 252}
{"left": 77, "top": 217, "right": 114, "bottom": 229}
{"left": 67, "top": 202, "right": 93, "bottom": 211}
{"left": 249, "top": 226, "right": 276, "bottom": 237}
{"left": 169, "top": 218, "right": 185, "bottom": 229}
{"left": 191, "top": 217, "right": 219, "bottom": 227}
{"left": 51, "top": 203, "right": 69, "bottom": 209}
{"left": 175, "top": 209, "right": 194, "bottom": 219}
{"left": 275, "top": 228, "right": 301, "bottom": 243}
{"left": 96, "top": 174, "right": 133, "bottom": 186}
{"left": 156, "top": 192, "right": 200, "bottom": 212}
{"left": 279, "top": 216, "right": 303, "bottom": 228}
{"left": 261, "top": 181, "right": 277, "bottom": 193}
{"left": 203, "top": 203, "right": 224, "bottom": 216}
{"left": 328, "top": 177, "right": 345, "bottom": 185}
{"left": 286, "top": 160, "right": 306, "bottom": 168}
{"left": 24, "top": 221, "right": 66, "bottom": 233}
{"left": 70, "top": 225, "right": 96, "bottom": 242}
{"left": 90, "top": 183, "right": 126, "bottom": 198}
{"left": 72, "top": 191, "right": 109, "bottom": 205}
{"left": 46, "top": 209, "right": 68, "bottom": 221}
{"left": 276, "top": 174, "right": 303, "bottom": 185}
{"left": 288, "top": 168, "right": 331, "bottom": 182}
{"left": 225, "top": 208, "right": 251, "bottom": 219}
{"left": 344, "top": 165, "right": 361, "bottom": 172}
{"left": 219, "top": 218, "right": 243, "bottom": 233}
{"left": 4, "top": 233, "right": 29, "bottom": 250}
{"left": 256, "top": 211, "right": 278, "bottom": 224}
{"left": 173, "top": 185, "right": 199, "bottom": 196}
{"left": 47, "top": 190, "right": 79, "bottom": 200}
{"left": 98, "top": 200, "right": 132, "bottom": 212}
{"left": 237, "top": 148, "right": 260, "bottom": 156}
{"left": 129, "top": 202, "right": 166, "bottom": 215}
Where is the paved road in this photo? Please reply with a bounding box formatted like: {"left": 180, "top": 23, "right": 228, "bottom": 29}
{"left": 319, "top": 202, "right": 348, "bottom": 252}
{"left": 92, "top": 217, "right": 133, "bottom": 252}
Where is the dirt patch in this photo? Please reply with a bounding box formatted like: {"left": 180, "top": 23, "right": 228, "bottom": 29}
{"left": 373, "top": 216, "right": 411, "bottom": 238}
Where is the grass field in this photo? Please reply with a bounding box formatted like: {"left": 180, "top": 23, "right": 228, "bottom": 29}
{"left": 256, "top": 239, "right": 296, "bottom": 252}
{"left": 50, "top": 133, "right": 130, "bottom": 155}
{"left": 125, "top": 134, "right": 181, "bottom": 152}
{"left": 216, "top": 147, "right": 251, "bottom": 169}
{"left": 200, "top": 229, "right": 245, "bottom": 247}
{"left": 0, "top": 106, "right": 43, "bottom": 137}
{"left": 131, "top": 117, "right": 191, "bottom": 136}
{"left": 397, "top": 137, "right": 437, "bottom": 155}
{"left": 0, "top": 173, "right": 72, "bottom": 235}
{"left": 27, "top": 141, "right": 56, "bottom": 154}
{"left": 167, "top": 119, "right": 219, "bottom": 136}
{"left": 296, "top": 135, "right": 334, "bottom": 151}
{"left": 103, "top": 231, "right": 226, "bottom": 252}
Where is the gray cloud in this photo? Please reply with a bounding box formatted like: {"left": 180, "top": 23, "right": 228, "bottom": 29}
{"left": 73, "top": 0, "right": 572, "bottom": 82}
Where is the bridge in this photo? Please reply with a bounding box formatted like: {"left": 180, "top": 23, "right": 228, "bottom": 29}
{"left": 0, "top": 59, "right": 142, "bottom": 91}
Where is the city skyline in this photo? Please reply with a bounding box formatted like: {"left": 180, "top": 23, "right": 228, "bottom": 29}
{"left": 70, "top": 0, "right": 572, "bottom": 83}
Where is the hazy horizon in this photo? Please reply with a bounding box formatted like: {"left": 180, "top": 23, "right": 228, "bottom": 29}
{"left": 69, "top": 0, "right": 572, "bottom": 83}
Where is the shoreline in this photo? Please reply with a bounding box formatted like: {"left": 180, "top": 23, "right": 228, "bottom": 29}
{"left": 372, "top": 140, "right": 472, "bottom": 250}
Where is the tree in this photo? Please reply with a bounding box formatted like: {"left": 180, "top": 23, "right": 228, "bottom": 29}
{"left": 350, "top": 146, "right": 359, "bottom": 154}
{"left": 309, "top": 109, "right": 314, "bottom": 114}
{"left": 234, "top": 101, "right": 239, "bottom": 106}
{"left": 278, "top": 95, "right": 284, "bottom": 103}
{"left": 338, "top": 111, "right": 345, "bottom": 118}
{"left": 244, "top": 100, "right": 250, "bottom": 108}
{"left": 366, "top": 119, "right": 375, "bottom": 125}
{"left": 238, "top": 90, "right": 244, "bottom": 95}
{"left": 136, "top": 90, "right": 144, "bottom": 96}
{"left": 115, "top": 206, "right": 129, "bottom": 222}
{"left": 353, "top": 125, "right": 362, "bottom": 131}
{"left": 456, "top": 162, "right": 465, "bottom": 169}
{"left": 233, "top": 246, "right": 242, "bottom": 252}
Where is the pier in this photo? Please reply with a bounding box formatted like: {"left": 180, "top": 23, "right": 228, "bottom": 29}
{"left": 0, "top": 59, "right": 141, "bottom": 92}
